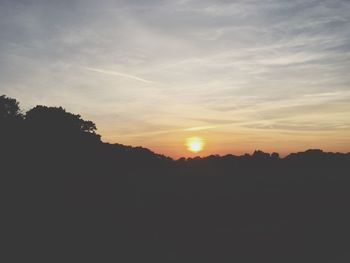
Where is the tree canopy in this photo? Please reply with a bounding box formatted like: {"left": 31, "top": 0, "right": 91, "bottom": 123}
{"left": 0, "top": 95, "right": 22, "bottom": 120}
{"left": 26, "top": 105, "right": 97, "bottom": 135}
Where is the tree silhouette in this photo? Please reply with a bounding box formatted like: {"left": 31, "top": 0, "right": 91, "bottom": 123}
{"left": 0, "top": 95, "right": 23, "bottom": 121}
{"left": 26, "top": 106, "right": 97, "bottom": 134}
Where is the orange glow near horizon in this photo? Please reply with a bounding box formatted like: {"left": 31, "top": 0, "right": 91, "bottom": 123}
{"left": 100, "top": 126, "right": 350, "bottom": 159}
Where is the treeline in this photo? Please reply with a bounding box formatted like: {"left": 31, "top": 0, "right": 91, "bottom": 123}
{"left": 1, "top": 94, "right": 349, "bottom": 179}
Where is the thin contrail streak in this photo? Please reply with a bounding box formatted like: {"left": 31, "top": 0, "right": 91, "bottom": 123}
{"left": 84, "top": 67, "right": 154, "bottom": 84}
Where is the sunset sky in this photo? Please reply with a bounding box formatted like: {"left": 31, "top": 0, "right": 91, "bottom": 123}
{"left": 1, "top": 0, "right": 350, "bottom": 158}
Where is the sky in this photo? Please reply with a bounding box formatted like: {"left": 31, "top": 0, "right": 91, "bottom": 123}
{"left": 1, "top": 0, "right": 350, "bottom": 158}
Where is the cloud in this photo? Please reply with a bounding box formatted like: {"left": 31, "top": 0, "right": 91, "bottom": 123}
{"left": 183, "top": 125, "right": 217, "bottom": 131}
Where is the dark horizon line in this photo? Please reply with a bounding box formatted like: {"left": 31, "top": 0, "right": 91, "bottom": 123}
{"left": 105, "top": 142, "right": 350, "bottom": 161}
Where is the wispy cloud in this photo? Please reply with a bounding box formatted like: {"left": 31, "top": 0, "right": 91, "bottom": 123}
{"left": 116, "top": 125, "right": 218, "bottom": 138}
{"left": 183, "top": 125, "right": 218, "bottom": 131}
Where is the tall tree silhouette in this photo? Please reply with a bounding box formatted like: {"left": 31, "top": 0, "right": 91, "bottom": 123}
{"left": 0, "top": 95, "right": 23, "bottom": 120}
{"left": 0, "top": 95, "right": 24, "bottom": 162}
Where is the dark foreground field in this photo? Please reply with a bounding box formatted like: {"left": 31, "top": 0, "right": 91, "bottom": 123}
{"left": 5, "top": 149, "right": 350, "bottom": 262}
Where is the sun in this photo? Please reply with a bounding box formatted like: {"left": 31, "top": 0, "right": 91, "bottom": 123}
{"left": 186, "top": 137, "right": 205, "bottom": 153}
